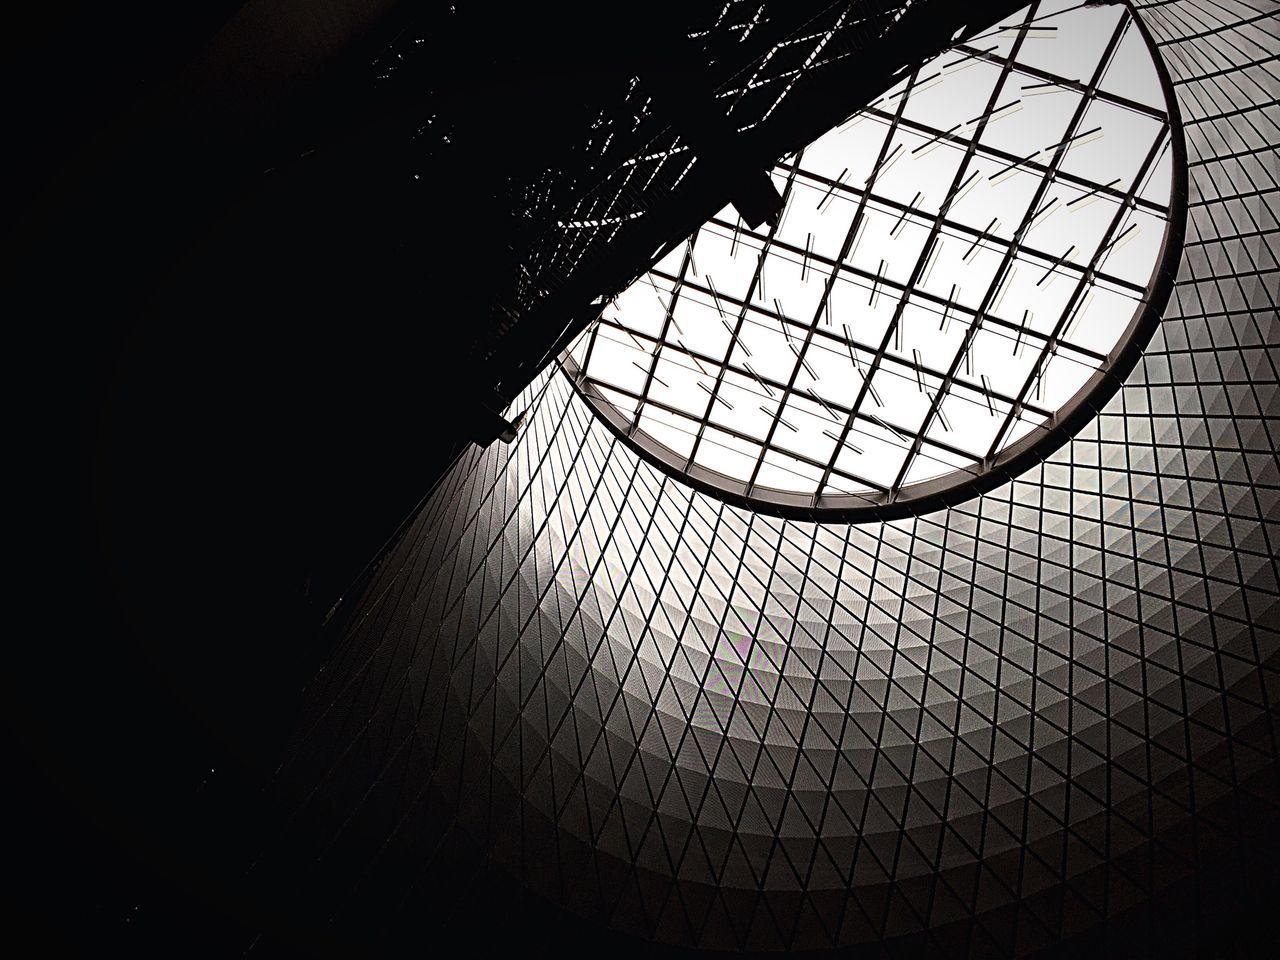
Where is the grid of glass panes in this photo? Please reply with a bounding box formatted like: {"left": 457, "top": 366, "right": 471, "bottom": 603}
{"left": 566, "top": 0, "right": 1174, "bottom": 504}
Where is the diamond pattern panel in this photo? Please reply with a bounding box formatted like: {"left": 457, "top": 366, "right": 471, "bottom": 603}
{"left": 269, "top": 1, "right": 1279, "bottom": 955}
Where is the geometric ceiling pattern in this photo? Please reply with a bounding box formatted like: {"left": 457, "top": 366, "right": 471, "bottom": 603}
{"left": 566, "top": 1, "right": 1178, "bottom": 515}
{"left": 270, "top": 1, "right": 1278, "bottom": 955}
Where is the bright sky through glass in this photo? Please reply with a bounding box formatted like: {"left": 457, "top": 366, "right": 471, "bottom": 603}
{"left": 565, "top": 0, "right": 1175, "bottom": 513}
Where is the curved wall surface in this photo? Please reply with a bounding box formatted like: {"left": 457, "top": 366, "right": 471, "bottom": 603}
{"left": 276, "top": 2, "right": 1279, "bottom": 954}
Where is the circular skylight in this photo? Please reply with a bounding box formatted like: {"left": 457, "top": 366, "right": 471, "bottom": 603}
{"left": 562, "top": 0, "right": 1181, "bottom": 519}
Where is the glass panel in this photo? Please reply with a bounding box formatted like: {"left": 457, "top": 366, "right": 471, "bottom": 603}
{"left": 567, "top": 1, "right": 1174, "bottom": 511}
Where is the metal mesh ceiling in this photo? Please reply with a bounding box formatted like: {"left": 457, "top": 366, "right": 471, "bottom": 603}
{"left": 271, "top": 0, "right": 1278, "bottom": 954}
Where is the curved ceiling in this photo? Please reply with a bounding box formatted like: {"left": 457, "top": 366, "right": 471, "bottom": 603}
{"left": 274, "top": 1, "right": 1278, "bottom": 955}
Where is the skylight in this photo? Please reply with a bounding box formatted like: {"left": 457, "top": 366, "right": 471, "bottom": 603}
{"left": 563, "top": 0, "right": 1180, "bottom": 518}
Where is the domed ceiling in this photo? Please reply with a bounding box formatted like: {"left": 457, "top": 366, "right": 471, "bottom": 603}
{"left": 268, "top": 1, "right": 1278, "bottom": 955}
